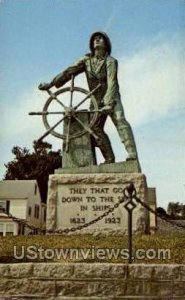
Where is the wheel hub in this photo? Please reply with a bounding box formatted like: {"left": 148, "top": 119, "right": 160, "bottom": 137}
{"left": 65, "top": 107, "right": 75, "bottom": 118}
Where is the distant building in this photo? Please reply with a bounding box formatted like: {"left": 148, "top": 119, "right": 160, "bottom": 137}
{"left": 0, "top": 180, "right": 46, "bottom": 236}
{"left": 148, "top": 187, "right": 157, "bottom": 234}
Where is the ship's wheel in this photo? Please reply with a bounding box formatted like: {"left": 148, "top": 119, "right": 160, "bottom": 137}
{"left": 29, "top": 76, "right": 101, "bottom": 152}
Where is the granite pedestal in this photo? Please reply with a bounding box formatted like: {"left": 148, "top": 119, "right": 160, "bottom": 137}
{"left": 46, "top": 165, "right": 149, "bottom": 235}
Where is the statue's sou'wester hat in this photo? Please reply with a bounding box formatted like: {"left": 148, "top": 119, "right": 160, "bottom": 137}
{"left": 89, "top": 32, "right": 112, "bottom": 55}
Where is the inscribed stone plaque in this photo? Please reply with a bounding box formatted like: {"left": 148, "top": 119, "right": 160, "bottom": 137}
{"left": 46, "top": 173, "right": 149, "bottom": 235}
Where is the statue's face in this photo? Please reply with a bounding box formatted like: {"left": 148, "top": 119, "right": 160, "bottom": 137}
{"left": 93, "top": 34, "right": 106, "bottom": 50}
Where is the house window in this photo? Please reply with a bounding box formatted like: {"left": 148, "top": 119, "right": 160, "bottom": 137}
{"left": 34, "top": 205, "right": 40, "bottom": 219}
{"left": 28, "top": 206, "right": 32, "bottom": 216}
{"left": 6, "top": 224, "right": 14, "bottom": 236}
{"left": 0, "top": 200, "right": 10, "bottom": 214}
{"left": 0, "top": 223, "right": 14, "bottom": 236}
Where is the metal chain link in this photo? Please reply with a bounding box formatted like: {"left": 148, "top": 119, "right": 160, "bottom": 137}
{"left": 1, "top": 182, "right": 185, "bottom": 234}
{"left": 132, "top": 192, "right": 185, "bottom": 230}
{"left": 0, "top": 195, "right": 126, "bottom": 234}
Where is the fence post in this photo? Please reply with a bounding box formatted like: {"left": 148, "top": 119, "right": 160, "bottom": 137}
{"left": 124, "top": 183, "right": 137, "bottom": 264}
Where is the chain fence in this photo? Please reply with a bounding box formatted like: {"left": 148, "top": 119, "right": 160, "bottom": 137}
{"left": 1, "top": 190, "right": 126, "bottom": 235}
{"left": 1, "top": 182, "right": 185, "bottom": 234}
{"left": 133, "top": 192, "right": 185, "bottom": 230}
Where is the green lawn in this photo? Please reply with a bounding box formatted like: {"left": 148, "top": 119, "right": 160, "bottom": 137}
{"left": 0, "top": 233, "right": 184, "bottom": 264}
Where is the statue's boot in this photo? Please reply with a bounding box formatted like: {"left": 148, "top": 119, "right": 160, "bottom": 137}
{"left": 114, "top": 118, "right": 138, "bottom": 161}
{"left": 121, "top": 128, "right": 138, "bottom": 161}
{"left": 124, "top": 139, "right": 142, "bottom": 172}
{"left": 98, "top": 137, "right": 115, "bottom": 164}
{"left": 124, "top": 140, "right": 138, "bottom": 161}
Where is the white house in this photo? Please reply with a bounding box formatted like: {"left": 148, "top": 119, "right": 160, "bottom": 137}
{"left": 0, "top": 180, "right": 46, "bottom": 236}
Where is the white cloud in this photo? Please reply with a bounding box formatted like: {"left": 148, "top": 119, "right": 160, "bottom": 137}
{"left": 118, "top": 37, "right": 185, "bottom": 126}
{"left": 1, "top": 88, "right": 45, "bottom": 140}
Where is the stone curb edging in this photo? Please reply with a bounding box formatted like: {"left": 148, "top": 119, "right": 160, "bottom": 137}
{"left": 0, "top": 263, "right": 185, "bottom": 299}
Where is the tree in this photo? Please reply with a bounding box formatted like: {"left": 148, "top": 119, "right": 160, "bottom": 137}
{"left": 4, "top": 141, "right": 62, "bottom": 203}
{"left": 157, "top": 207, "right": 167, "bottom": 216}
{"left": 167, "top": 202, "right": 185, "bottom": 219}
{"left": 182, "top": 205, "right": 185, "bottom": 219}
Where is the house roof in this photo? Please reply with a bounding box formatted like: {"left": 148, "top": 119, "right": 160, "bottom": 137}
{"left": 0, "top": 211, "right": 20, "bottom": 224}
{"left": 0, "top": 180, "right": 38, "bottom": 199}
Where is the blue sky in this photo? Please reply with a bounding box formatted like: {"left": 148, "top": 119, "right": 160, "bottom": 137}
{"left": 0, "top": 0, "right": 185, "bottom": 208}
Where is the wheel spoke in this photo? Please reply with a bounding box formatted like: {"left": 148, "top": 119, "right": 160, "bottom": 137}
{"left": 70, "top": 75, "right": 74, "bottom": 107}
{"left": 74, "top": 109, "right": 101, "bottom": 113}
{"left": 73, "top": 115, "right": 99, "bottom": 140}
{"left": 65, "top": 118, "right": 71, "bottom": 152}
{"left": 74, "top": 83, "right": 101, "bottom": 110}
{"left": 38, "top": 115, "right": 66, "bottom": 141}
{"left": 47, "top": 90, "right": 67, "bottom": 109}
{"left": 29, "top": 111, "right": 65, "bottom": 115}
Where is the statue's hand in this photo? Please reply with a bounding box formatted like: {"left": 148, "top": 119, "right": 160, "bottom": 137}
{"left": 38, "top": 82, "right": 52, "bottom": 91}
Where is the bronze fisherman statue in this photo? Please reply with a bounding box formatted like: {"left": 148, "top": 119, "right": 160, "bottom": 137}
{"left": 39, "top": 32, "right": 138, "bottom": 163}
